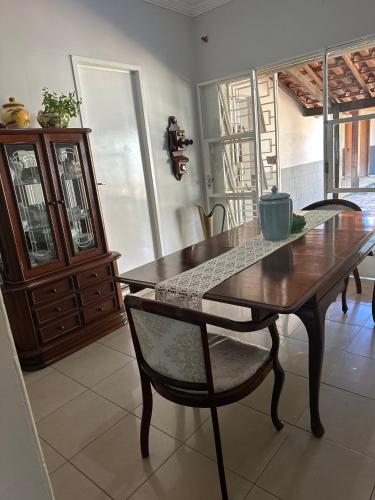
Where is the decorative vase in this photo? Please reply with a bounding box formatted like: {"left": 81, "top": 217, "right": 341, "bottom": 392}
{"left": 258, "top": 186, "right": 293, "bottom": 241}
{"left": 1, "top": 97, "right": 31, "bottom": 129}
{"left": 37, "top": 110, "right": 70, "bottom": 128}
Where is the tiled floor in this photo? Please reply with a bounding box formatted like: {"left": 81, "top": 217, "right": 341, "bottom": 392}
{"left": 23, "top": 280, "right": 375, "bottom": 499}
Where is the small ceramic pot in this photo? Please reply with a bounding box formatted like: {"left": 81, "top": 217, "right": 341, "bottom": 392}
{"left": 37, "top": 110, "right": 70, "bottom": 128}
{"left": 1, "top": 97, "right": 31, "bottom": 129}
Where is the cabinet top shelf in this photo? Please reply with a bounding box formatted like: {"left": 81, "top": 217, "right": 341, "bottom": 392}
{"left": 0, "top": 128, "right": 92, "bottom": 135}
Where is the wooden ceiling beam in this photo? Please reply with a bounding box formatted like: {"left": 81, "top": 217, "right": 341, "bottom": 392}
{"left": 286, "top": 67, "right": 324, "bottom": 104}
{"left": 304, "top": 65, "right": 341, "bottom": 103}
{"left": 342, "top": 54, "right": 375, "bottom": 97}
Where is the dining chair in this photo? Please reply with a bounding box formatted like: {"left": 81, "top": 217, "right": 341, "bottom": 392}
{"left": 125, "top": 294, "right": 285, "bottom": 500}
{"left": 303, "top": 199, "right": 363, "bottom": 313}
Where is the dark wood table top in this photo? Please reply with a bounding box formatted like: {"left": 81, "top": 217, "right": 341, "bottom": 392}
{"left": 119, "top": 212, "right": 375, "bottom": 313}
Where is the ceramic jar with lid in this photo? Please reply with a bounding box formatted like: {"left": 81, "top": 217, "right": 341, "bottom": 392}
{"left": 259, "top": 186, "right": 293, "bottom": 241}
{"left": 1, "top": 97, "right": 31, "bottom": 129}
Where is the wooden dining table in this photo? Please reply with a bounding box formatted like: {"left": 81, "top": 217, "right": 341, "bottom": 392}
{"left": 117, "top": 211, "right": 375, "bottom": 437}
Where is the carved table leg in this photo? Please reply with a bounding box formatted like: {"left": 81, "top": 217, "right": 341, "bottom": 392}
{"left": 296, "top": 304, "right": 327, "bottom": 438}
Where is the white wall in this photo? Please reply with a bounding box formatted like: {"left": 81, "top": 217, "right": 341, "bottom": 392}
{"left": 0, "top": 0, "right": 205, "bottom": 257}
{"left": 0, "top": 292, "right": 53, "bottom": 500}
{"left": 278, "top": 89, "right": 323, "bottom": 169}
{"left": 194, "top": 0, "right": 375, "bottom": 82}
{"left": 277, "top": 89, "right": 324, "bottom": 208}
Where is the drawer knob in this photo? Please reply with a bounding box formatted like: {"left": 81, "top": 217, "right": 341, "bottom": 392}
{"left": 97, "top": 307, "right": 104, "bottom": 312}
{"left": 55, "top": 306, "right": 62, "bottom": 312}
{"left": 50, "top": 288, "right": 57, "bottom": 293}
{"left": 96, "top": 290, "right": 102, "bottom": 296}
{"left": 92, "top": 272, "right": 99, "bottom": 278}
{"left": 58, "top": 325, "right": 65, "bottom": 331}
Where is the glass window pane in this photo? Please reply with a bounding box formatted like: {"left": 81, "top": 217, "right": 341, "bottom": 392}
{"left": 199, "top": 76, "right": 254, "bottom": 139}
{"left": 335, "top": 118, "right": 375, "bottom": 189}
{"left": 5, "top": 144, "right": 57, "bottom": 268}
{"left": 54, "top": 143, "right": 96, "bottom": 254}
{"left": 209, "top": 139, "right": 256, "bottom": 195}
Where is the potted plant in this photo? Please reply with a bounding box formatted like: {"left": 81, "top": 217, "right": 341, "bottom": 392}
{"left": 37, "top": 88, "right": 82, "bottom": 128}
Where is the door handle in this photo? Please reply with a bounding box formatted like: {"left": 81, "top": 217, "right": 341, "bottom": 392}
{"left": 97, "top": 182, "right": 105, "bottom": 186}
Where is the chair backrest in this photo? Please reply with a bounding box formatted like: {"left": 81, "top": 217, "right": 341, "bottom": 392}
{"left": 303, "top": 199, "right": 361, "bottom": 212}
{"left": 125, "top": 294, "right": 278, "bottom": 391}
{"left": 125, "top": 295, "right": 210, "bottom": 390}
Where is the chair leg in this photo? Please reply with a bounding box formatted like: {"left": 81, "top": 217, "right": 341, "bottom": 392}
{"left": 372, "top": 282, "right": 375, "bottom": 323}
{"left": 140, "top": 371, "right": 153, "bottom": 458}
{"left": 353, "top": 267, "right": 362, "bottom": 294}
{"left": 271, "top": 357, "right": 285, "bottom": 431}
{"left": 268, "top": 323, "right": 285, "bottom": 431}
{"left": 210, "top": 406, "right": 228, "bottom": 500}
{"left": 341, "top": 276, "right": 349, "bottom": 314}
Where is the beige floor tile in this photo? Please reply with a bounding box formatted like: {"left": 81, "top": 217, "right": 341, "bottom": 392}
{"left": 365, "top": 316, "right": 375, "bottom": 328}
{"left": 327, "top": 300, "right": 372, "bottom": 326}
{"left": 92, "top": 359, "right": 143, "bottom": 410}
{"left": 26, "top": 370, "right": 86, "bottom": 422}
{"left": 245, "top": 486, "right": 279, "bottom": 499}
{"left": 129, "top": 444, "right": 252, "bottom": 500}
{"left": 258, "top": 427, "right": 375, "bottom": 500}
{"left": 40, "top": 439, "right": 66, "bottom": 474}
{"left": 53, "top": 342, "right": 133, "bottom": 387}
{"left": 37, "top": 391, "right": 127, "bottom": 458}
{"left": 347, "top": 326, "right": 375, "bottom": 358}
{"left": 279, "top": 337, "right": 343, "bottom": 378}
{"left": 203, "top": 299, "right": 253, "bottom": 321}
{"left": 322, "top": 350, "right": 375, "bottom": 398}
{"left": 297, "top": 383, "right": 375, "bottom": 458}
{"left": 50, "top": 462, "right": 110, "bottom": 500}
{"left": 346, "top": 277, "right": 373, "bottom": 304}
{"left": 134, "top": 393, "right": 210, "bottom": 441}
{"left": 290, "top": 319, "right": 361, "bottom": 350}
{"left": 216, "top": 329, "right": 278, "bottom": 350}
{"left": 22, "top": 366, "right": 54, "bottom": 386}
{"left": 71, "top": 414, "right": 179, "bottom": 499}
{"left": 241, "top": 371, "right": 309, "bottom": 425}
{"left": 185, "top": 404, "right": 288, "bottom": 482}
{"left": 97, "top": 325, "right": 136, "bottom": 357}
{"left": 276, "top": 314, "right": 301, "bottom": 336}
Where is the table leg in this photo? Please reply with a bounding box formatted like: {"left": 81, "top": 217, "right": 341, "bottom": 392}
{"left": 296, "top": 305, "right": 326, "bottom": 438}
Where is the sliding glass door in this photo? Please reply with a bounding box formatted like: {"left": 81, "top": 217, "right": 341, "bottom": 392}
{"left": 198, "top": 70, "right": 280, "bottom": 229}
{"left": 324, "top": 42, "right": 375, "bottom": 210}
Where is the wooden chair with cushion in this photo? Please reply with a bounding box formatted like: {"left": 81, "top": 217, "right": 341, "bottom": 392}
{"left": 125, "top": 294, "right": 285, "bottom": 500}
{"left": 303, "top": 199, "right": 364, "bottom": 313}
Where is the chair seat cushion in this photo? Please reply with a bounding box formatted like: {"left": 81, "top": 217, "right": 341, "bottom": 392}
{"left": 208, "top": 333, "right": 271, "bottom": 392}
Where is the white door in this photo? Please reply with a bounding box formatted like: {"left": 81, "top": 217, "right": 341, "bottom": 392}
{"left": 72, "top": 58, "right": 161, "bottom": 273}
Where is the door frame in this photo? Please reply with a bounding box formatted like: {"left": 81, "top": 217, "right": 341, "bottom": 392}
{"left": 323, "top": 34, "right": 375, "bottom": 198}
{"left": 70, "top": 55, "right": 164, "bottom": 259}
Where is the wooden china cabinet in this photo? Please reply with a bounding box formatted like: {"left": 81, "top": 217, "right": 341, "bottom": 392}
{"left": 0, "top": 128, "right": 125, "bottom": 370}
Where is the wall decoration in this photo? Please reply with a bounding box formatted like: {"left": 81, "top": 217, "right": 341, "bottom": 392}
{"left": 167, "top": 116, "right": 193, "bottom": 180}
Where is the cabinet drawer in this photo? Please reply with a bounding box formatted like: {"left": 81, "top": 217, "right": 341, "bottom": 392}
{"left": 39, "top": 313, "right": 81, "bottom": 343}
{"left": 83, "top": 296, "right": 117, "bottom": 324}
{"left": 35, "top": 295, "right": 78, "bottom": 325}
{"left": 77, "top": 264, "right": 112, "bottom": 289}
{"left": 31, "top": 277, "right": 74, "bottom": 305}
{"left": 80, "top": 279, "right": 114, "bottom": 306}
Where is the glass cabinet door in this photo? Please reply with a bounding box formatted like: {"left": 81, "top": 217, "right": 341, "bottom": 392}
{"left": 5, "top": 144, "right": 58, "bottom": 268}
{"left": 53, "top": 143, "right": 97, "bottom": 255}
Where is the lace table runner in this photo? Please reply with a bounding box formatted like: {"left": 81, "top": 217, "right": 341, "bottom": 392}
{"left": 155, "top": 210, "right": 341, "bottom": 310}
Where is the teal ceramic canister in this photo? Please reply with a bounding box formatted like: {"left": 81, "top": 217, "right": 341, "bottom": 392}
{"left": 259, "top": 186, "right": 293, "bottom": 241}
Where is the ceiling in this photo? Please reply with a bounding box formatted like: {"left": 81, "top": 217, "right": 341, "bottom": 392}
{"left": 143, "top": 0, "right": 232, "bottom": 16}
{"left": 278, "top": 46, "right": 375, "bottom": 116}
